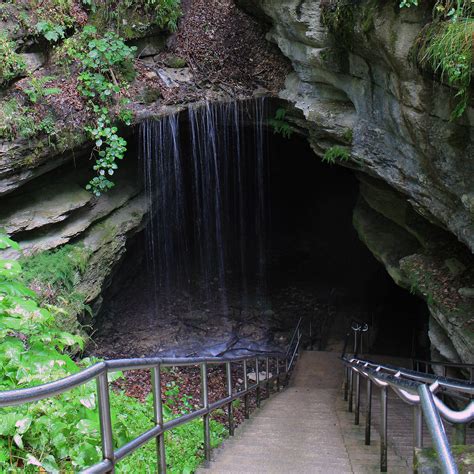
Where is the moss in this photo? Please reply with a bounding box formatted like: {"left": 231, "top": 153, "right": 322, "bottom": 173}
{"left": 360, "top": 0, "right": 378, "bottom": 34}
{"left": 141, "top": 87, "right": 162, "bottom": 104}
{"left": 342, "top": 128, "right": 353, "bottom": 143}
{"left": 321, "top": 2, "right": 355, "bottom": 49}
{"left": 165, "top": 55, "right": 187, "bottom": 68}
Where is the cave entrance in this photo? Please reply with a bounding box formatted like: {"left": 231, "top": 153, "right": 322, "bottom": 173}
{"left": 91, "top": 100, "right": 429, "bottom": 360}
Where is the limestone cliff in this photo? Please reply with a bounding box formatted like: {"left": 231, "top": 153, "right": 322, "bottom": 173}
{"left": 240, "top": 0, "right": 473, "bottom": 362}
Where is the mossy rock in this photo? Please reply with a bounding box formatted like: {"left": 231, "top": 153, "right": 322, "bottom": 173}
{"left": 164, "top": 55, "right": 187, "bottom": 68}
{"left": 415, "top": 445, "right": 474, "bottom": 473}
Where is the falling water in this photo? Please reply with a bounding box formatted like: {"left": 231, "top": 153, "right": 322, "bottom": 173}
{"left": 140, "top": 98, "right": 269, "bottom": 313}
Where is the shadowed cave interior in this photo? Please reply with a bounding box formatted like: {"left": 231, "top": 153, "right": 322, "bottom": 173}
{"left": 90, "top": 103, "right": 429, "bottom": 360}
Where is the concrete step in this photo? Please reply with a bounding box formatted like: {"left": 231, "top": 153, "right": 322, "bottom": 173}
{"left": 198, "top": 351, "right": 409, "bottom": 473}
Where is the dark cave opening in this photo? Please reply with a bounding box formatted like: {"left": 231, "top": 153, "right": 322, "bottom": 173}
{"left": 91, "top": 101, "right": 429, "bottom": 360}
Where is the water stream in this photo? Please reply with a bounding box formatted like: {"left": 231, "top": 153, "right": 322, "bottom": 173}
{"left": 140, "top": 99, "right": 269, "bottom": 314}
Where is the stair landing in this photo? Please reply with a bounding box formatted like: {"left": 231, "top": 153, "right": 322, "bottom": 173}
{"left": 199, "top": 351, "right": 409, "bottom": 473}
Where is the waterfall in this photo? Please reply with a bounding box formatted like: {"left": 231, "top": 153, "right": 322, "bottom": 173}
{"left": 140, "top": 98, "right": 269, "bottom": 313}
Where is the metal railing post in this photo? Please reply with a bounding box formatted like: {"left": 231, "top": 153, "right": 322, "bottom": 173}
{"left": 201, "top": 363, "right": 211, "bottom": 464}
{"left": 452, "top": 423, "right": 467, "bottom": 445}
{"left": 152, "top": 365, "right": 166, "bottom": 474}
{"left": 256, "top": 358, "right": 261, "bottom": 408}
{"left": 265, "top": 357, "right": 270, "bottom": 398}
{"left": 226, "top": 362, "right": 234, "bottom": 436}
{"left": 365, "top": 378, "right": 372, "bottom": 445}
{"left": 380, "top": 386, "right": 388, "bottom": 473}
{"left": 413, "top": 404, "right": 423, "bottom": 472}
{"left": 354, "top": 371, "right": 360, "bottom": 425}
{"left": 414, "top": 405, "right": 423, "bottom": 450}
{"left": 343, "top": 367, "right": 349, "bottom": 401}
{"left": 243, "top": 359, "right": 249, "bottom": 419}
{"left": 96, "top": 372, "right": 114, "bottom": 473}
{"left": 418, "top": 384, "right": 457, "bottom": 474}
{"left": 276, "top": 357, "right": 281, "bottom": 392}
{"left": 348, "top": 369, "right": 353, "bottom": 413}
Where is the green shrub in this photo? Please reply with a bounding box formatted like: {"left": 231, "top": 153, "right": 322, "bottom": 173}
{"left": 21, "top": 245, "right": 91, "bottom": 332}
{"left": 0, "top": 235, "right": 227, "bottom": 472}
{"left": 86, "top": 0, "right": 182, "bottom": 35}
{"left": 0, "top": 33, "right": 25, "bottom": 88}
{"left": 65, "top": 25, "right": 137, "bottom": 196}
{"left": 36, "top": 21, "right": 66, "bottom": 42}
{"left": 322, "top": 145, "right": 350, "bottom": 164}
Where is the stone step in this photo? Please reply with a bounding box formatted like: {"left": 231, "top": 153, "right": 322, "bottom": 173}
{"left": 198, "top": 351, "right": 410, "bottom": 473}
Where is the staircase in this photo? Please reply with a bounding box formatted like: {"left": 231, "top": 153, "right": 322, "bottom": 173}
{"left": 198, "top": 351, "right": 409, "bottom": 473}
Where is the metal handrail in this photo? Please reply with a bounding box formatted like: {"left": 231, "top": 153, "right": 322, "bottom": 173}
{"left": 341, "top": 321, "right": 474, "bottom": 474}
{"left": 342, "top": 324, "right": 474, "bottom": 474}
{"left": 0, "top": 318, "right": 304, "bottom": 473}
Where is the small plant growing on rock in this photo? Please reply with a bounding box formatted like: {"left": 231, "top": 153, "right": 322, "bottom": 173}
{"left": 418, "top": 19, "right": 473, "bottom": 119}
{"left": 322, "top": 145, "right": 350, "bottom": 164}
{"left": 0, "top": 33, "right": 25, "bottom": 88}
{"left": 268, "top": 108, "right": 293, "bottom": 139}
{"left": 24, "top": 76, "right": 61, "bottom": 104}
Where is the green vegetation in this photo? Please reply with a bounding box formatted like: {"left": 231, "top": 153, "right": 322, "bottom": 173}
{"left": 268, "top": 108, "right": 294, "bottom": 139}
{"left": 322, "top": 145, "right": 350, "bottom": 164}
{"left": 320, "top": 2, "right": 354, "bottom": 48}
{"left": 24, "top": 76, "right": 61, "bottom": 104}
{"left": 0, "top": 0, "right": 182, "bottom": 196}
{"left": 342, "top": 128, "right": 353, "bottom": 143}
{"left": 0, "top": 235, "right": 226, "bottom": 472}
{"left": 62, "top": 25, "right": 137, "bottom": 195}
{"left": 403, "top": 0, "right": 473, "bottom": 119}
{"left": 0, "top": 99, "right": 57, "bottom": 142}
{"left": 321, "top": 0, "right": 473, "bottom": 119}
{"left": 88, "top": 0, "right": 181, "bottom": 38}
{"left": 21, "top": 245, "right": 92, "bottom": 333}
{"left": 36, "top": 21, "right": 67, "bottom": 43}
{"left": 416, "top": 19, "right": 473, "bottom": 119}
{"left": 0, "top": 33, "right": 25, "bottom": 88}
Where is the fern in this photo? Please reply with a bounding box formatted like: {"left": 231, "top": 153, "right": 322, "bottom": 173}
{"left": 322, "top": 145, "right": 350, "bottom": 164}
{"left": 268, "top": 108, "right": 293, "bottom": 139}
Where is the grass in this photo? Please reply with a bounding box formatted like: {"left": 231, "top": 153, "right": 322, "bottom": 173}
{"left": 417, "top": 18, "right": 473, "bottom": 119}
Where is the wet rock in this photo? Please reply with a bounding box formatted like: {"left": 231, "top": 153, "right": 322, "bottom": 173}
{"left": 164, "top": 55, "right": 187, "bottom": 68}
{"left": 157, "top": 67, "right": 193, "bottom": 87}
{"left": 131, "top": 36, "right": 166, "bottom": 57}
{"left": 21, "top": 52, "right": 46, "bottom": 73}
{"left": 248, "top": 0, "right": 474, "bottom": 252}
{"left": 458, "top": 288, "right": 474, "bottom": 299}
{"left": 0, "top": 181, "right": 92, "bottom": 234}
{"left": 444, "top": 258, "right": 466, "bottom": 278}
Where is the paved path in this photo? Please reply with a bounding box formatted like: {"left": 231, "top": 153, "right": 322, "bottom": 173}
{"left": 199, "top": 351, "right": 409, "bottom": 473}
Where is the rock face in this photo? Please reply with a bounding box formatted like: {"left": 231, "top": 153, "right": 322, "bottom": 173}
{"left": 240, "top": 0, "right": 474, "bottom": 363}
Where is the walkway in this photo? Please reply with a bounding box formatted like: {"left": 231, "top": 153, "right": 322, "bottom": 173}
{"left": 198, "top": 351, "right": 409, "bottom": 473}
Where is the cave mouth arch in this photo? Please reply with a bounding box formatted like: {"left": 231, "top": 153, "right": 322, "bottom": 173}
{"left": 90, "top": 99, "right": 429, "bottom": 360}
